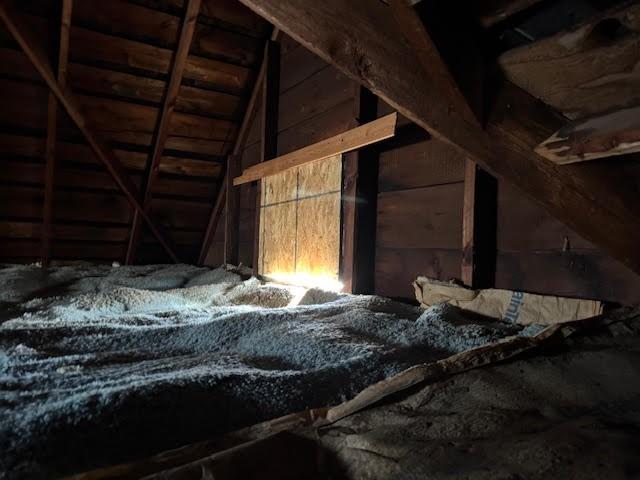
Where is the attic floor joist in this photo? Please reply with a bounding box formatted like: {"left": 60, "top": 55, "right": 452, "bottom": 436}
{"left": 238, "top": 0, "right": 640, "bottom": 275}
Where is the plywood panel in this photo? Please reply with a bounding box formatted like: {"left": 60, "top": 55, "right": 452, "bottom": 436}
{"left": 259, "top": 202, "right": 297, "bottom": 275}
{"left": 295, "top": 193, "right": 341, "bottom": 277}
{"left": 297, "top": 154, "right": 341, "bottom": 198}
{"left": 262, "top": 168, "right": 297, "bottom": 206}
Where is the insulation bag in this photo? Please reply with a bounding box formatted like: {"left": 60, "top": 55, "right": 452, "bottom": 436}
{"left": 413, "top": 276, "right": 603, "bottom": 325}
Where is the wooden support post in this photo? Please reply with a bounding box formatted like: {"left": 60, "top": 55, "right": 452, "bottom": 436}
{"left": 252, "top": 39, "right": 280, "bottom": 274}
{"left": 341, "top": 85, "right": 379, "bottom": 294}
{"left": 224, "top": 155, "right": 241, "bottom": 264}
{"left": 125, "top": 0, "right": 201, "bottom": 264}
{"left": 462, "top": 160, "right": 497, "bottom": 288}
{"left": 41, "top": 0, "right": 72, "bottom": 268}
{"left": 0, "top": 2, "right": 179, "bottom": 263}
{"left": 197, "top": 29, "right": 281, "bottom": 266}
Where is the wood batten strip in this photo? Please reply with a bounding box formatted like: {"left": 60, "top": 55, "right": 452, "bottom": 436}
{"left": 234, "top": 113, "right": 398, "bottom": 186}
{"left": 535, "top": 106, "right": 640, "bottom": 164}
{"left": 0, "top": 2, "right": 179, "bottom": 263}
{"left": 42, "top": 0, "right": 72, "bottom": 268}
{"left": 125, "top": 0, "right": 202, "bottom": 265}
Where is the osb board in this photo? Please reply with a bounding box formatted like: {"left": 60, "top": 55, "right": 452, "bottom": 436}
{"left": 298, "top": 155, "right": 342, "bottom": 198}
{"left": 258, "top": 155, "right": 342, "bottom": 279}
{"left": 295, "top": 193, "right": 341, "bottom": 277}
{"left": 261, "top": 168, "right": 298, "bottom": 206}
{"left": 259, "top": 202, "right": 297, "bottom": 275}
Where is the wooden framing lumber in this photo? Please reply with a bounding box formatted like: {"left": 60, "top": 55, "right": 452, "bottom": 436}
{"left": 341, "top": 85, "right": 378, "bottom": 294}
{"left": 41, "top": 0, "right": 72, "bottom": 268}
{"left": 535, "top": 105, "right": 640, "bottom": 164}
{"left": 388, "top": 0, "right": 478, "bottom": 125}
{"left": 125, "top": 0, "right": 201, "bottom": 264}
{"left": 0, "top": 1, "right": 179, "bottom": 263}
{"left": 237, "top": 0, "right": 640, "bottom": 275}
{"left": 462, "top": 160, "right": 497, "bottom": 288}
{"left": 197, "top": 29, "right": 281, "bottom": 266}
{"left": 234, "top": 113, "right": 398, "bottom": 186}
{"left": 477, "top": 0, "right": 544, "bottom": 28}
{"left": 252, "top": 38, "right": 280, "bottom": 273}
{"left": 224, "top": 155, "right": 241, "bottom": 264}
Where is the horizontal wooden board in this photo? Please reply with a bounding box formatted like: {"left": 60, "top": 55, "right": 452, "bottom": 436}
{"left": 235, "top": 113, "right": 396, "bottom": 185}
{"left": 375, "top": 247, "right": 461, "bottom": 299}
{"left": 496, "top": 251, "right": 640, "bottom": 305}
{"left": 376, "top": 183, "right": 464, "bottom": 249}
{"left": 378, "top": 138, "right": 465, "bottom": 192}
{"left": 0, "top": 238, "right": 126, "bottom": 260}
{"left": 497, "top": 181, "right": 595, "bottom": 251}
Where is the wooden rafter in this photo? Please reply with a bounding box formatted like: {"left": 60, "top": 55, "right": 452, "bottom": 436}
{"left": 197, "top": 28, "right": 281, "bottom": 266}
{"left": 41, "top": 0, "right": 72, "bottom": 267}
{"left": 0, "top": 1, "right": 179, "bottom": 263}
{"left": 252, "top": 38, "right": 280, "bottom": 273}
{"left": 535, "top": 105, "right": 640, "bottom": 164}
{"left": 237, "top": 0, "right": 640, "bottom": 275}
{"left": 388, "top": 0, "right": 478, "bottom": 125}
{"left": 125, "top": 0, "right": 202, "bottom": 264}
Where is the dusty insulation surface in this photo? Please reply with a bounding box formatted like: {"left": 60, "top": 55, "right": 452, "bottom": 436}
{"left": 0, "top": 264, "right": 527, "bottom": 479}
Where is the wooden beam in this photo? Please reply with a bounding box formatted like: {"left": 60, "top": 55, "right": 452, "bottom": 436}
{"left": 237, "top": 0, "right": 640, "bottom": 274}
{"left": 224, "top": 154, "right": 241, "bottom": 264}
{"left": 341, "top": 85, "right": 378, "bottom": 294}
{"left": 0, "top": 1, "right": 179, "bottom": 263}
{"left": 197, "top": 29, "right": 281, "bottom": 266}
{"left": 252, "top": 38, "right": 280, "bottom": 273}
{"left": 499, "top": 3, "right": 640, "bottom": 120}
{"left": 477, "top": 0, "right": 544, "bottom": 28}
{"left": 388, "top": 0, "right": 478, "bottom": 125}
{"left": 536, "top": 105, "right": 640, "bottom": 164}
{"left": 234, "top": 113, "right": 398, "bottom": 186}
{"left": 462, "top": 160, "right": 497, "bottom": 288}
{"left": 41, "top": 0, "right": 72, "bottom": 268}
{"left": 125, "top": 0, "right": 201, "bottom": 264}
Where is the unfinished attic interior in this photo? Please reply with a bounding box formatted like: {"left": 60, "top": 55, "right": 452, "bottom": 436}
{"left": 2, "top": 0, "right": 640, "bottom": 477}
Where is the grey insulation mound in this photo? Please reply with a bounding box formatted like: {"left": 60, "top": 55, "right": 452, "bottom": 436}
{"left": 0, "top": 264, "right": 524, "bottom": 479}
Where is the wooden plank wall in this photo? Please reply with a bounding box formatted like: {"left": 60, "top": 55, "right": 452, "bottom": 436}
{"left": 374, "top": 105, "right": 465, "bottom": 299}
{"left": 0, "top": 0, "right": 269, "bottom": 265}
{"left": 221, "top": 34, "right": 354, "bottom": 267}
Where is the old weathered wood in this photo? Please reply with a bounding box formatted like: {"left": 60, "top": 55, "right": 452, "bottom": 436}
{"left": 341, "top": 85, "right": 378, "bottom": 294}
{"left": 237, "top": 0, "right": 640, "bottom": 275}
{"left": 197, "top": 29, "right": 282, "bottom": 265}
{"left": 126, "top": 0, "right": 201, "bottom": 265}
{"left": 0, "top": 2, "right": 179, "bottom": 262}
{"left": 388, "top": 0, "right": 478, "bottom": 125}
{"left": 252, "top": 39, "right": 280, "bottom": 273}
{"left": 224, "top": 155, "right": 241, "bottom": 264}
{"left": 477, "top": 0, "right": 544, "bottom": 28}
{"left": 42, "top": 0, "right": 72, "bottom": 268}
{"left": 499, "top": 3, "right": 640, "bottom": 120}
{"left": 234, "top": 113, "right": 398, "bottom": 185}
{"left": 535, "top": 105, "right": 640, "bottom": 164}
{"left": 462, "top": 160, "right": 497, "bottom": 288}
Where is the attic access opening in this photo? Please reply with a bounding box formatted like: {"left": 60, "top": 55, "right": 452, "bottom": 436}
{"left": 257, "top": 154, "right": 342, "bottom": 290}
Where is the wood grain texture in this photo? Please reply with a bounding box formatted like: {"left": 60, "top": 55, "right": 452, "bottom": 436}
{"left": 126, "top": 0, "right": 202, "bottom": 265}
{"left": 237, "top": 0, "right": 640, "bottom": 275}
{"left": 0, "top": 2, "right": 180, "bottom": 261}
{"left": 499, "top": 3, "right": 640, "bottom": 120}
{"left": 536, "top": 105, "right": 640, "bottom": 164}
{"left": 376, "top": 183, "right": 464, "bottom": 250}
{"left": 234, "top": 113, "right": 397, "bottom": 185}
